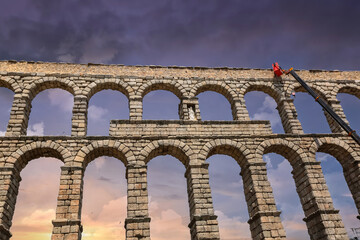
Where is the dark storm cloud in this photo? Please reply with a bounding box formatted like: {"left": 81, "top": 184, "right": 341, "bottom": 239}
{"left": 0, "top": 0, "right": 359, "bottom": 69}
{"left": 0, "top": 0, "right": 140, "bottom": 63}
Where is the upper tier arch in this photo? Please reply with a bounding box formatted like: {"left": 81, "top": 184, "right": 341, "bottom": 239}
{"left": 337, "top": 85, "right": 360, "bottom": 99}
{"left": 291, "top": 83, "right": 330, "bottom": 101}
{"left": 190, "top": 81, "right": 239, "bottom": 102}
{"left": 137, "top": 80, "right": 188, "bottom": 99}
{"left": 23, "top": 79, "right": 79, "bottom": 101}
{"left": 241, "top": 83, "right": 283, "bottom": 103}
{"left": 84, "top": 78, "right": 134, "bottom": 100}
{"left": 0, "top": 77, "right": 21, "bottom": 93}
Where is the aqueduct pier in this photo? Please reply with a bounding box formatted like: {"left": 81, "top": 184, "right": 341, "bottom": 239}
{"left": 0, "top": 60, "right": 359, "bottom": 239}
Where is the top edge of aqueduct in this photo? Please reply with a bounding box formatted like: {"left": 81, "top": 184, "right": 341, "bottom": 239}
{"left": 0, "top": 60, "right": 359, "bottom": 81}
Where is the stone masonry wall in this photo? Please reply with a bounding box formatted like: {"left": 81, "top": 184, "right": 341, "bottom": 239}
{"left": 0, "top": 60, "right": 359, "bottom": 240}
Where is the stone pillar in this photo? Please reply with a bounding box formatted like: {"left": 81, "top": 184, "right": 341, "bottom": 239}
{"left": 185, "top": 163, "right": 220, "bottom": 240}
{"left": 324, "top": 99, "right": 349, "bottom": 133}
{"left": 241, "top": 162, "right": 286, "bottom": 240}
{"left": 51, "top": 166, "right": 84, "bottom": 240}
{"left": 291, "top": 161, "right": 348, "bottom": 239}
{"left": 0, "top": 167, "right": 21, "bottom": 240}
{"left": 129, "top": 97, "right": 143, "bottom": 121}
{"left": 179, "top": 98, "right": 201, "bottom": 121}
{"left": 125, "top": 165, "right": 150, "bottom": 240}
{"left": 233, "top": 99, "right": 250, "bottom": 121}
{"left": 71, "top": 95, "right": 88, "bottom": 137}
{"left": 277, "top": 98, "right": 303, "bottom": 134}
{"left": 5, "top": 95, "right": 31, "bottom": 136}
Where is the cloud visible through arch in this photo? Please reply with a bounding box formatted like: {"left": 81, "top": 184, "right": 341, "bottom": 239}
{"left": 252, "top": 95, "right": 281, "bottom": 129}
{"left": 47, "top": 89, "right": 74, "bottom": 112}
{"left": 27, "top": 122, "right": 44, "bottom": 136}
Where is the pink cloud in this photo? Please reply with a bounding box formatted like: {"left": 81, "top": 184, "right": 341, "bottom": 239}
{"left": 149, "top": 201, "right": 190, "bottom": 240}
{"left": 82, "top": 197, "right": 127, "bottom": 240}
{"left": 11, "top": 158, "right": 62, "bottom": 239}
{"left": 215, "top": 210, "right": 251, "bottom": 240}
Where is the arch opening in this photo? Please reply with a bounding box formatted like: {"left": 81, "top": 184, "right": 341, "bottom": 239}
{"left": 194, "top": 84, "right": 238, "bottom": 120}
{"left": 337, "top": 92, "right": 360, "bottom": 132}
{"left": 293, "top": 87, "right": 331, "bottom": 133}
{"left": 293, "top": 92, "right": 331, "bottom": 133}
{"left": 82, "top": 156, "right": 127, "bottom": 240}
{"left": 0, "top": 87, "right": 14, "bottom": 136}
{"left": 11, "top": 157, "right": 63, "bottom": 240}
{"left": 88, "top": 89, "right": 129, "bottom": 136}
{"left": 197, "top": 91, "right": 233, "bottom": 120}
{"left": 143, "top": 90, "right": 180, "bottom": 120}
{"left": 147, "top": 155, "right": 190, "bottom": 240}
{"left": 263, "top": 153, "right": 309, "bottom": 240}
{"left": 316, "top": 152, "right": 359, "bottom": 238}
{"left": 27, "top": 89, "right": 74, "bottom": 136}
{"left": 207, "top": 154, "right": 251, "bottom": 240}
{"left": 244, "top": 91, "right": 284, "bottom": 133}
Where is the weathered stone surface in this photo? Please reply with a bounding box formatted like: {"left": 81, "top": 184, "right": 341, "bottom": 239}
{"left": 0, "top": 60, "right": 359, "bottom": 240}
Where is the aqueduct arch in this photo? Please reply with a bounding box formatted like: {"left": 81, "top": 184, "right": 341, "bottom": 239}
{"left": 0, "top": 61, "right": 359, "bottom": 240}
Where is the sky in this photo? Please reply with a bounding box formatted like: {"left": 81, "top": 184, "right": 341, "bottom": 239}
{"left": 0, "top": 0, "right": 360, "bottom": 239}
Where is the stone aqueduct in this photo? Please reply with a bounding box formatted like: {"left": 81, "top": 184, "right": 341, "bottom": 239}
{"left": 0, "top": 61, "right": 359, "bottom": 240}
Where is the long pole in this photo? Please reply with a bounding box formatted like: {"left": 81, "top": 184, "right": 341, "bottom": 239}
{"left": 288, "top": 69, "right": 360, "bottom": 145}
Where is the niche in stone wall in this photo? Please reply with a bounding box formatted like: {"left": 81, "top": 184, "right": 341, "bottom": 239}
{"left": 187, "top": 104, "right": 197, "bottom": 120}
